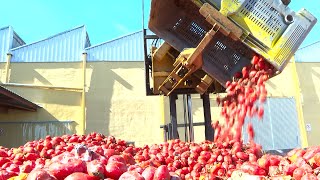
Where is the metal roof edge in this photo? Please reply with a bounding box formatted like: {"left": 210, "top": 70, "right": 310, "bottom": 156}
{"left": 0, "top": 25, "right": 10, "bottom": 31}
{"left": 8, "top": 26, "right": 13, "bottom": 49}
{"left": 85, "top": 31, "right": 91, "bottom": 47}
{"left": 0, "top": 26, "right": 26, "bottom": 48}
{"left": 10, "top": 25, "right": 87, "bottom": 51}
{"left": 85, "top": 30, "right": 143, "bottom": 50}
{"left": 81, "top": 25, "right": 91, "bottom": 48}
{"left": 12, "top": 31, "right": 26, "bottom": 45}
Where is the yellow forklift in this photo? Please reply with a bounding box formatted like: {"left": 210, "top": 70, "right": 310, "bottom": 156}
{"left": 143, "top": 0, "right": 317, "bottom": 142}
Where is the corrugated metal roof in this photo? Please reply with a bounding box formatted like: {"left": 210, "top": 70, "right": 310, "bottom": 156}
{"left": 0, "top": 26, "right": 25, "bottom": 62}
{"left": 10, "top": 25, "right": 91, "bottom": 62}
{"left": 0, "top": 85, "right": 40, "bottom": 111}
{"left": 85, "top": 31, "right": 144, "bottom": 61}
{"left": 85, "top": 29, "right": 162, "bottom": 62}
{"left": 295, "top": 41, "right": 320, "bottom": 62}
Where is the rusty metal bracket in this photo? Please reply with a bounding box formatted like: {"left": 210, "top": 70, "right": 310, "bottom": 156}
{"left": 158, "top": 29, "right": 218, "bottom": 95}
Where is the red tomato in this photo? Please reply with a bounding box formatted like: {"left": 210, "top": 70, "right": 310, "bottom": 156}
{"left": 236, "top": 152, "right": 249, "bottom": 161}
{"left": 154, "top": 165, "right": 170, "bottom": 180}
{"left": 251, "top": 56, "right": 259, "bottom": 65}
{"left": 64, "top": 172, "right": 96, "bottom": 180}
{"left": 107, "top": 155, "right": 126, "bottom": 164}
{"left": 25, "top": 153, "right": 40, "bottom": 161}
{"left": 119, "top": 171, "right": 144, "bottom": 180}
{"left": 301, "top": 173, "right": 318, "bottom": 180}
{"left": 142, "top": 166, "right": 156, "bottom": 180}
{"left": 282, "top": 163, "right": 297, "bottom": 176}
{"left": 0, "top": 149, "right": 8, "bottom": 157}
{"left": 27, "top": 169, "right": 57, "bottom": 180}
{"left": 314, "top": 153, "right": 320, "bottom": 166}
{"left": 48, "top": 159, "right": 86, "bottom": 180}
{"left": 104, "top": 161, "right": 127, "bottom": 179}
{"left": 86, "top": 160, "right": 105, "bottom": 179}
{"left": 242, "top": 67, "right": 249, "bottom": 78}
{"left": 257, "top": 107, "right": 264, "bottom": 119}
{"left": 293, "top": 168, "right": 305, "bottom": 180}
{"left": 257, "top": 156, "right": 270, "bottom": 170}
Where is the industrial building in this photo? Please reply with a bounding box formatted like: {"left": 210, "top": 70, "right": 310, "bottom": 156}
{"left": 0, "top": 25, "right": 319, "bottom": 150}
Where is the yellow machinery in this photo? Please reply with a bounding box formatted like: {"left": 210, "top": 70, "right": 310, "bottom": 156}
{"left": 143, "top": 0, "right": 317, "bottom": 141}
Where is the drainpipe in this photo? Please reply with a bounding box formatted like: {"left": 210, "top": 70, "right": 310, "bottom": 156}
{"left": 81, "top": 52, "right": 87, "bottom": 135}
{"left": 291, "top": 59, "right": 308, "bottom": 148}
{"left": 5, "top": 53, "right": 12, "bottom": 83}
{"left": 160, "top": 95, "right": 166, "bottom": 141}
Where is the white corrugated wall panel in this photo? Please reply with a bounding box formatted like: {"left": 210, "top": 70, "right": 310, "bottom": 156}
{"left": 86, "top": 31, "right": 144, "bottom": 61}
{"left": 270, "top": 98, "right": 301, "bottom": 149}
{"left": 11, "top": 26, "right": 90, "bottom": 62}
{"left": 243, "top": 97, "right": 301, "bottom": 150}
{"left": 295, "top": 41, "right": 320, "bottom": 62}
{"left": 0, "top": 121, "right": 75, "bottom": 148}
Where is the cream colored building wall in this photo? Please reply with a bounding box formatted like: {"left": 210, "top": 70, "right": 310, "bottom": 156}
{"left": 0, "top": 63, "right": 6, "bottom": 82}
{"left": 1, "top": 62, "right": 83, "bottom": 126}
{"left": 0, "top": 62, "right": 82, "bottom": 147}
{"left": 0, "top": 61, "right": 163, "bottom": 147}
{"left": 266, "top": 63, "right": 296, "bottom": 97}
{"left": 85, "top": 62, "right": 163, "bottom": 146}
{"left": 295, "top": 63, "right": 320, "bottom": 146}
{"left": 8, "top": 63, "right": 83, "bottom": 87}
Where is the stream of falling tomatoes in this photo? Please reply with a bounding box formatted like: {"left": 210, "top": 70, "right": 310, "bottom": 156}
{"left": 213, "top": 55, "right": 271, "bottom": 144}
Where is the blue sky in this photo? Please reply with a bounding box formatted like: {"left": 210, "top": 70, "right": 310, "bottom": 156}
{"left": 0, "top": 0, "right": 319, "bottom": 48}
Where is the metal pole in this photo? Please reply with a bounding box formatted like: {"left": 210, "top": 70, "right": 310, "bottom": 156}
{"left": 81, "top": 52, "right": 87, "bottom": 135}
{"left": 169, "top": 94, "right": 179, "bottom": 139}
{"left": 5, "top": 53, "right": 12, "bottom": 83}
{"left": 168, "top": 123, "right": 172, "bottom": 140}
{"left": 143, "top": 29, "right": 152, "bottom": 95}
{"left": 202, "top": 93, "right": 214, "bottom": 141}
{"left": 163, "top": 125, "right": 168, "bottom": 141}
{"left": 183, "top": 94, "right": 189, "bottom": 142}
{"left": 187, "top": 94, "right": 194, "bottom": 142}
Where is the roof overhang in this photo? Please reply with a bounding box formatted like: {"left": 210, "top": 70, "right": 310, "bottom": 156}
{"left": 0, "top": 85, "right": 40, "bottom": 112}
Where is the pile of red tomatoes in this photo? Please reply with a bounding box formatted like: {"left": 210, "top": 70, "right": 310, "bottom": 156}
{"left": 0, "top": 133, "right": 319, "bottom": 179}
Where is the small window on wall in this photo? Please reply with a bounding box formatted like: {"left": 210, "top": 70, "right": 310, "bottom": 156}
{"left": 242, "top": 97, "right": 301, "bottom": 150}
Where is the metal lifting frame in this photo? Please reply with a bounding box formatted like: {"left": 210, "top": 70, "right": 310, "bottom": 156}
{"left": 143, "top": 30, "right": 215, "bottom": 142}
